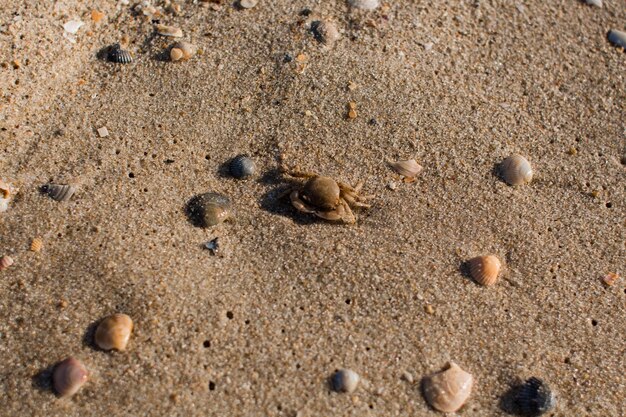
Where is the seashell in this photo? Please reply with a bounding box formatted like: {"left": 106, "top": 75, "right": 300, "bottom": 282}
{"left": 185, "top": 192, "right": 233, "bottom": 228}
{"left": 500, "top": 154, "right": 533, "bottom": 186}
{"left": 0, "top": 180, "right": 16, "bottom": 213}
{"left": 311, "top": 20, "right": 340, "bottom": 46}
{"left": 95, "top": 313, "right": 134, "bottom": 351}
{"left": 0, "top": 255, "right": 14, "bottom": 271}
{"left": 422, "top": 362, "right": 473, "bottom": 413}
{"left": 468, "top": 255, "right": 501, "bottom": 286}
{"left": 43, "top": 184, "right": 76, "bottom": 202}
{"left": 331, "top": 369, "right": 360, "bottom": 393}
{"left": 63, "top": 20, "right": 84, "bottom": 35}
{"left": 53, "top": 357, "right": 88, "bottom": 398}
{"left": 155, "top": 24, "right": 183, "bottom": 38}
{"left": 229, "top": 155, "right": 256, "bottom": 179}
{"left": 170, "top": 41, "right": 197, "bottom": 62}
{"left": 607, "top": 29, "right": 626, "bottom": 49}
{"left": 348, "top": 0, "right": 380, "bottom": 10}
{"left": 583, "top": 0, "right": 602, "bottom": 7}
{"left": 512, "top": 377, "right": 556, "bottom": 416}
{"left": 107, "top": 43, "right": 133, "bottom": 64}
{"left": 239, "top": 0, "right": 258, "bottom": 9}
{"left": 30, "top": 237, "right": 43, "bottom": 252}
{"left": 388, "top": 159, "right": 423, "bottom": 179}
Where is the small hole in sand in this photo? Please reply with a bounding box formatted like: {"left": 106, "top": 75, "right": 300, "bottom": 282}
{"left": 203, "top": 340, "right": 211, "bottom": 348}
{"left": 226, "top": 311, "right": 234, "bottom": 320}
{"left": 345, "top": 299, "right": 351, "bottom": 304}
{"left": 128, "top": 172, "right": 135, "bottom": 178}
{"left": 244, "top": 319, "right": 250, "bottom": 325}
{"left": 208, "top": 381, "right": 216, "bottom": 391}
{"left": 605, "top": 202, "right": 612, "bottom": 208}
{"left": 591, "top": 319, "right": 598, "bottom": 327}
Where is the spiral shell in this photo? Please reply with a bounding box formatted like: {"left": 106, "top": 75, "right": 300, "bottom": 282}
{"left": 108, "top": 44, "right": 132, "bottom": 64}
{"left": 512, "top": 377, "right": 555, "bottom": 416}
{"left": 0, "top": 255, "right": 14, "bottom": 271}
{"left": 186, "top": 192, "right": 232, "bottom": 228}
{"left": 348, "top": 0, "right": 380, "bottom": 10}
{"left": 311, "top": 20, "right": 340, "bottom": 47}
{"left": 43, "top": 184, "right": 76, "bottom": 202}
{"left": 229, "top": 155, "right": 256, "bottom": 179}
{"left": 331, "top": 369, "right": 360, "bottom": 393}
{"left": 95, "top": 313, "right": 134, "bottom": 351}
{"left": 468, "top": 255, "right": 501, "bottom": 286}
{"left": 53, "top": 357, "right": 88, "bottom": 398}
{"left": 422, "top": 362, "right": 473, "bottom": 413}
{"left": 388, "top": 159, "right": 423, "bottom": 179}
{"left": 170, "top": 41, "right": 197, "bottom": 62}
{"left": 607, "top": 29, "right": 626, "bottom": 49}
{"left": 500, "top": 154, "right": 533, "bottom": 186}
{"left": 156, "top": 24, "right": 183, "bottom": 38}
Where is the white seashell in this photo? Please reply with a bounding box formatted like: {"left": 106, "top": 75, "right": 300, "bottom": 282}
{"left": 423, "top": 362, "right": 473, "bottom": 413}
{"left": 607, "top": 30, "right": 626, "bottom": 49}
{"left": 331, "top": 369, "right": 360, "bottom": 393}
{"left": 388, "top": 159, "right": 423, "bottom": 178}
{"left": 170, "top": 42, "right": 197, "bottom": 62}
{"left": 63, "top": 20, "right": 84, "bottom": 35}
{"left": 156, "top": 24, "right": 183, "bottom": 38}
{"left": 468, "top": 255, "right": 501, "bottom": 286}
{"left": 95, "top": 313, "right": 134, "bottom": 351}
{"left": 44, "top": 184, "right": 76, "bottom": 202}
{"left": 0, "top": 255, "right": 14, "bottom": 271}
{"left": 583, "top": 0, "right": 602, "bottom": 7}
{"left": 239, "top": 0, "right": 258, "bottom": 9}
{"left": 53, "top": 357, "right": 88, "bottom": 398}
{"left": 500, "top": 154, "right": 533, "bottom": 186}
{"left": 0, "top": 180, "right": 16, "bottom": 212}
{"left": 348, "top": 0, "right": 380, "bottom": 10}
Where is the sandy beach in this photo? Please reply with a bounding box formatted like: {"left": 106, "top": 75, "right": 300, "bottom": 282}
{"left": 1, "top": 1, "right": 625, "bottom": 415}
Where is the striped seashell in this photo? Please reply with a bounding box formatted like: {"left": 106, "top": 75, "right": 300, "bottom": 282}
{"left": 607, "top": 29, "right": 626, "bottom": 49}
{"left": 0, "top": 255, "right": 14, "bottom": 271}
{"left": 512, "top": 377, "right": 556, "bottom": 416}
{"left": 155, "top": 24, "right": 183, "bottom": 38}
{"left": 348, "top": 0, "right": 380, "bottom": 10}
{"left": 229, "top": 155, "right": 256, "bottom": 179}
{"left": 95, "top": 313, "right": 134, "bottom": 351}
{"left": 107, "top": 44, "right": 133, "bottom": 64}
{"left": 53, "top": 357, "right": 88, "bottom": 398}
{"left": 423, "top": 362, "right": 473, "bottom": 413}
{"left": 43, "top": 184, "right": 76, "bottom": 202}
{"left": 500, "top": 154, "right": 533, "bottom": 186}
{"left": 468, "top": 255, "right": 501, "bottom": 286}
{"left": 388, "top": 159, "right": 423, "bottom": 178}
{"left": 170, "top": 41, "right": 197, "bottom": 62}
{"left": 30, "top": 237, "right": 43, "bottom": 252}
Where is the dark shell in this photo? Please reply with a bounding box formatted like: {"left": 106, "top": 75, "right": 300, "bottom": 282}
{"left": 185, "top": 192, "right": 232, "bottom": 228}
{"left": 108, "top": 44, "right": 133, "bottom": 64}
{"left": 42, "top": 184, "right": 76, "bottom": 202}
{"left": 229, "top": 155, "right": 255, "bottom": 179}
{"left": 513, "top": 377, "right": 555, "bottom": 416}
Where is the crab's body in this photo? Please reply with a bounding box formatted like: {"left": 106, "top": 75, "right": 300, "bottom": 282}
{"left": 288, "top": 172, "right": 371, "bottom": 224}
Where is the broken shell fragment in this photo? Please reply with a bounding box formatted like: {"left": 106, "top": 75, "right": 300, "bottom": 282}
{"left": 43, "top": 184, "right": 76, "bottom": 202}
{"left": 155, "top": 24, "right": 183, "bottom": 38}
{"left": 170, "top": 41, "right": 197, "bottom": 62}
{"left": 95, "top": 313, "right": 134, "bottom": 351}
{"left": 468, "top": 255, "right": 501, "bottom": 286}
{"left": 512, "top": 377, "right": 556, "bottom": 416}
{"left": 185, "top": 192, "right": 233, "bottom": 228}
{"left": 423, "top": 362, "right": 473, "bottom": 413}
{"left": 107, "top": 43, "right": 133, "bottom": 64}
{"left": 388, "top": 159, "right": 423, "bottom": 179}
{"left": 331, "top": 369, "right": 360, "bottom": 393}
{"left": 53, "top": 357, "right": 88, "bottom": 398}
{"left": 0, "top": 255, "right": 14, "bottom": 271}
{"left": 500, "top": 154, "right": 533, "bottom": 186}
{"left": 0, "top": 180, "right": 16, "bottom": 212}
{"left": 239, "top": 0, "right": 258, "bottom": 9}
{"left": 607, "top": 29, "right": 626, "bottom": 49}
{"left": 229, "top": 155, "right": 256, "bottom": 179}
{"left": 311, "top": 20, "right": 340, "bottom": 46}
{"left": 348, "top": 0, "right": 380, "bottom": 10}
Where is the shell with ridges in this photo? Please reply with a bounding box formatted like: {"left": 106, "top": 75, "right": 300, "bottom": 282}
{"left": 108, "top": 44, "right": 132, "bottom": 64}
{"left": 607, "top": 29, "right": 626, "bottom": 49}
{"left": 186, "top": 192, "right": 233, "bottom": 228}
{"left": 53, "top": 357, "right": 88, "bottom": 398}
{"left": 0, "top": 255, "right": 14, "bottom": 271}
{"left": 348, "top": 0, "right": 380, "bottom": 10}
{"left": 500, "top": 154, "right": 533, "bottom": 186}
{"left": 513, "top": 377, "right": 556, "bottom": 416}
{"left": 30, "top": 237, "right": 43, "bottom": 252}
{"left": 331, "top": 369, "right": 360, "bottom": 393}
{"left": 388, "top": 159, "right": 423, "bottom": 178}
{"left": 95, "top": 313, "right": 134, "bottom": 351}
{"left": 229, "top": 155, "right": 256, "bottom": 179}
{"left": 44, "top": 184, "right": 76, "bottom": 202}
{"left": 468, "top": 255, "right": 501, "bottom": 286}
{"left": 423, "top": 362, "right": 473, "bottom": 413}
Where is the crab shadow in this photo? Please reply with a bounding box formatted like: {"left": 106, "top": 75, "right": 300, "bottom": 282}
{"left": 255, "top": 169, "right": 317, "bottom": 225}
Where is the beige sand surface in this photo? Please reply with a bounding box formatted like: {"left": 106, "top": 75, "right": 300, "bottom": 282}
{"left": 1, "top": 1, "right": 625, "bottom": 416}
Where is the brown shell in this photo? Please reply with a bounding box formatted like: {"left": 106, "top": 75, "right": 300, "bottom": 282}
{"left": 53, "top": 357, "right": 88, "bottom": 398}
{"left": 0, "top": 255, "right": 14, "bottom": 271}
{"left": 30, "top": 237, "right": 43, "bottom": 252}
{"left": 500, "top": 154, "right": 533, "bottom": 186}
{"left": 468, "top": 255, "right": 501, "bottom": 286}
{"left": 95, "top": 313, "right": 133, "bottom": 351}
{"left": 302, "top": 176, "right": 340, "bottom": 210}
{"left": 170, "top": 41, "right": 197, "bottom": 61}
{"left": 423, "top": 362, "right": 473, "bottom": 413}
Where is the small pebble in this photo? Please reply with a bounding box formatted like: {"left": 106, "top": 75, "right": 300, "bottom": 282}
{"left": 239, "top": 0, "right": 258, "bottom": 9}
{"left": 602, "top": 272, "right": 619, "bottom": 287}
{"left": 331, "top": 369, "right": 360, "bottom": 393}
{"left": 401, "top": 371, "right": 414, "bottom": 384}
{"left": 424, "top": 304, "right": 434, "bottom": 314}
{"left": 204, "top": 238, "right": 219, "bottom": 255}
{"left": 91, "top": 10, "right": 105, "bottom": 22}
{"left": 156, "top": 24, "right": 183, "bottom": 38}
{"left": 97, "top": 127, "right": 109, "bottom": 137}
{"left": 63, "top": 20, "right": 84, "bottom": 35}
{"left": 607, "top": 29, "right": 626, "bottom": 49}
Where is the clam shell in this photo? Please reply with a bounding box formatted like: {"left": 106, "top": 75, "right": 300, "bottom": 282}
{"left": 229, "top": 155, "right": 256, "bottom": 179}
{"left": 500, "top": 154, "right": 533, "bottom": 186}
{"left": 607, "top": 29, "right": 626, "bottom": 49}
{"left": 170, "top": 41, "right": 197, "bottom": 62}
{"left": 53, "top": 357, "right": 88, "bottom": 398}
{"left": 348, "top": 0, "right": 380, "bottom": 10}
{"left": 311, "top": 20, "right": 340, "bottom": 46}
{"left": 423, "top": 362, "right": 473, "bottom": 413}
{"left": 108, "top": 44, "right": 133, "bottom": 64}
{"left": 331, "top": 369, "right": 360, "bottom": 393}
{"left": 583, "top": 0, "right": 602, "bottom": 7}
{"left": 468, "top": 255, "right": 501, "bottom": 286}
{"left": 43, "top": 184, "right": 76, "bottom": 202}
{"left": 186, "top": 192, "right": 232, "bottom": 228}
{"left": 95, "top": 313, "right": 133, "bottom": 351}
{"left": 388, "top": 159, "right": 423, "bottom": 178}
{"left": 0, "top": 255, "right": 14, "bottom": 271}
{"left": 156, "top": 24, "right": 183, "bottom": 38}
{"left": 513, "top": 377, "right": 555, "bottom": 416}
{"left": 239, "top": 0, "right": 258, "bottom": 9}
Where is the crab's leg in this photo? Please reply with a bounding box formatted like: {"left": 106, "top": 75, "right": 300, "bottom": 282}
{"left": 340, "top": 200, "right": 357, "bottom": 224}
{"left": 315, "top": 210, "right": 343, "bottom": 221}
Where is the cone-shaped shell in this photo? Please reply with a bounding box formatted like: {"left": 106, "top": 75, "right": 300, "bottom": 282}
{"left": 500, "top": 154, "right": 533, "bottom": 186}
{"left": 348, "top": 0, "right": 380, "bottom": 10}
{"left": 423, "top": 362, "right": 473, "bottom": 413}
{"left": 388, "top": 159, "right": 423, "bottom": 178}
{"left": 331, "top": 369, "right": 360, "bottom": 393}
{"left": 0, "top": 255, "right": 14, "bottom": 271}
{"left": 170, "top": 41, "right": 197, "bottom": 62}
{"left": 53, "top": 357, "right": 88, "bottom": 398}
{"left": 44, "top": 184, "right": 76, "bottom": 202}
{"left": 607, "top": 29, "right": 626, "bottom": 49}
{"left": 95, "top": 313, "right": 133, "bottom": 351}
{"left": 468, "top": 255, "right": 501, "bottom": 286}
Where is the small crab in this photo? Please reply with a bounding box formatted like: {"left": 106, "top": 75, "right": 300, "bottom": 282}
{"left": 285, "top": 171, "right": 372, "bottom": 224}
